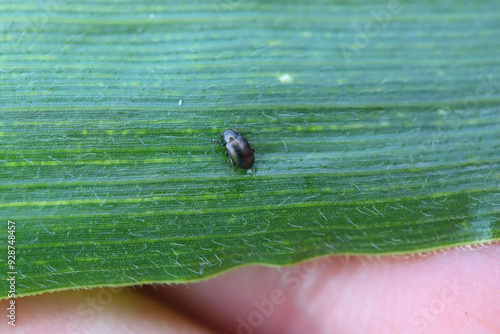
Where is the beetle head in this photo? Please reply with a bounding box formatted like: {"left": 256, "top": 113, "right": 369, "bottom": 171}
{"left": 222, "top": 129, "right": 238, "bottom": 144}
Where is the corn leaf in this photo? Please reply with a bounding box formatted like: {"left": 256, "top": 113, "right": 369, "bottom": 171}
{"left": 1, "top": 0, "right": 499, "bottom": 298}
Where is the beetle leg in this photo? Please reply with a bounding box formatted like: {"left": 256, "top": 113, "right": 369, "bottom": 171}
{"left": 229, "top": 158, "right": 235, "bottom": 166}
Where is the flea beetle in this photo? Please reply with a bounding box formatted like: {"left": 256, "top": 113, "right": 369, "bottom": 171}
{"left": 213, "top": 129, "right": 255, "bottom": 169}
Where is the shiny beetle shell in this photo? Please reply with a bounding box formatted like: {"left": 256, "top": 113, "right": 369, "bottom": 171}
{"left": 213, "top": 129, "right": 255, "bottom": 169}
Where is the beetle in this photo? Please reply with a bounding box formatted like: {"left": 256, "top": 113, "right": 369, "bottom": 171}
{"left": 212, "top": 129, "right": 255, "bottom": 169}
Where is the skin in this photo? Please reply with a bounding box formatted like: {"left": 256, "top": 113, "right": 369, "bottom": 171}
{"left": 1, "top": 243, "right": 499, "bottom": 333}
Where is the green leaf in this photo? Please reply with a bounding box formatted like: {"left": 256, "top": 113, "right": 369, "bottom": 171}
{"left": 1, "top": 0, "right": 499, "bottom": 299}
